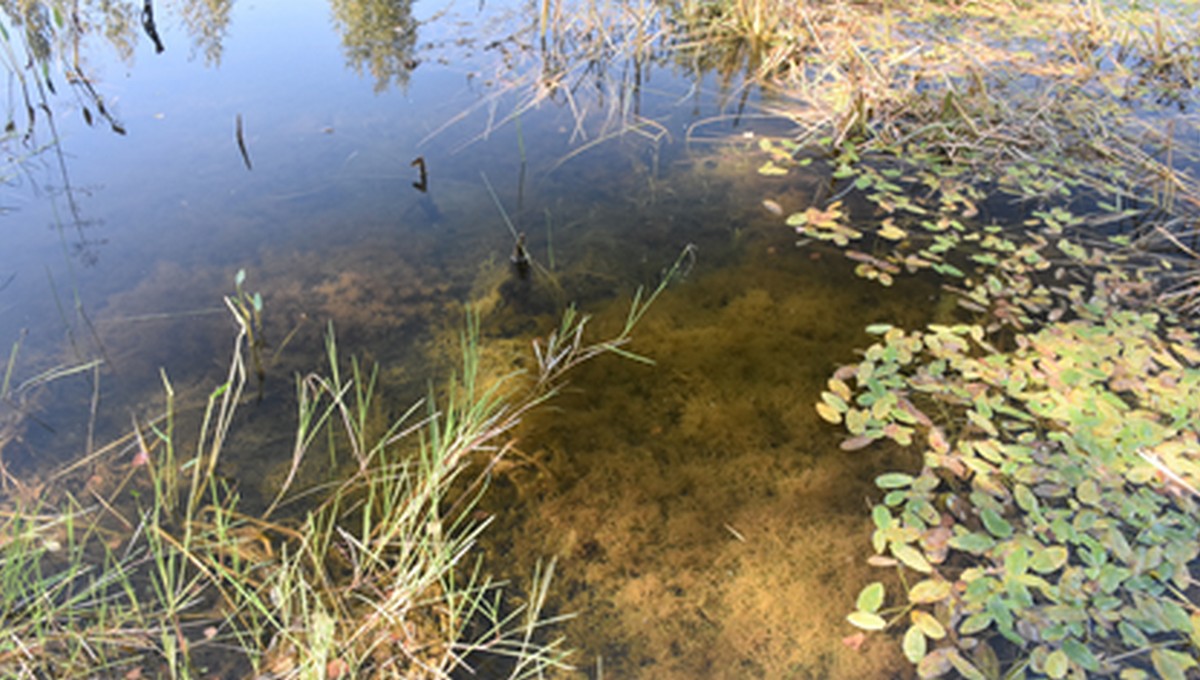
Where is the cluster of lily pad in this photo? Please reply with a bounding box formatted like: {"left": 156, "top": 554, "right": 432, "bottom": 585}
{"left": 750, "top": 19, "right": 1200, "bottom": 669}
{"left": 761, "top": 110, "right": 1200, "bottom": 678}
{"left": 832, "top": 304, "right": 1200, "bottom": 678}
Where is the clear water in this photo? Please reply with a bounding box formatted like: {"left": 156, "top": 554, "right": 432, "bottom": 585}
{"left": 0, "top": 1, "right": 934, "bottom": 676}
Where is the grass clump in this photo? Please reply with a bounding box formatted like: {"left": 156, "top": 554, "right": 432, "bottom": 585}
{"left": 0, "top": 253, "right": 688, "bottom": 678}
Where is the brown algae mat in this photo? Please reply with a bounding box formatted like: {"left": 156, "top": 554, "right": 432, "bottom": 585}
{"left": 478, "top": 243, "right": 930, "bottom": 679}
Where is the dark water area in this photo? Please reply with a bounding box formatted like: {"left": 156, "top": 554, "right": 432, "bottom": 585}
{"left": 0, "top": 1, "right": 946, "bottom": 677}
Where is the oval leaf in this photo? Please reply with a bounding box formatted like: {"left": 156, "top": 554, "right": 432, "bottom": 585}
{"left": 856, "top": 582, "right": 885, "bottom": 614}
{"left": 1030, "top": 545, "right": 1069, "bottom": 574}
{"left": 847, "top": 610, "right": 887, "bottom": 631}
{"left": 841, "top": 434, "right": 876, "bottom": 451}
{"left": 979, "top": 508, "right": 1013, "bottom": 539}
{"left": 959, "top": 612, "right": 992, "bottom": 635}
{"left": 876, "top": 472, "right": 915, "bottom": 489}
{"left": 891, "top": 542, "right": 933, "bottom": 574}
{"left": 1151, "top": 648, "right": 1191, "bottom": 680}
{"left": 1061, "top": 638, "right": 1099, "bottom": 672}
{"left": 912, "top": 610, "right": 947, "bottom": 640}
{"left": 908, "top": 579, "right": 952, "bottom": 604}
{"left": 816, "top": 401, "right": 843, "bottom": 424}
{"left": 949, "top": 532, "right": 995, "bottom": 554}
{"left": 947, "top": 648, "right": 986, "bottom": 680}
{"left": 1044, "top": 649, "right": 1068, "bottom": 679}
{"left": 872, "top": 505, "right": 892, "bottom": 531}
{"left": 917, "top": 648, "right": 954, "bottom": 678}
{"left": 903, "top": 625, "right": 927, "bottom": 664}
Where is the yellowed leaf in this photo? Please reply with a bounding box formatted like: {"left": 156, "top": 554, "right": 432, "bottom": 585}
{"left": 816, "top": 402, "right": 842, "bottom": 424}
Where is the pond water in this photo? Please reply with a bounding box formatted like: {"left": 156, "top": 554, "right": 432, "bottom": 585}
{"left": 0, "top": 1, "right": 946, "bottom": 677}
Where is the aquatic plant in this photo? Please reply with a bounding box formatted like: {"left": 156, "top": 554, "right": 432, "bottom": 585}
{"left": 696, "top": 3, "right": 1200, "bottom": 677}
{"left": 0, "top": 252, "right": 687, "bottom": 677}
{"left": 834, "top": 301, "right": 1200, "bottom": 678}
{"left": 230, "top": 268, "right": 266, "bottom": 393}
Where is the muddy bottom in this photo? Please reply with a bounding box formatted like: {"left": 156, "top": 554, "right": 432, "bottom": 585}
{"left": 478, "top": 241, "right": 930, "bottom": 679}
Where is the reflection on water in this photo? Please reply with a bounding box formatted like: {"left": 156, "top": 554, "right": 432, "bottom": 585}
{"left": 331, "top": 0, "right": 419, "bottom": 91}
{"left": 0, "top": 0, "right": 922, "bottom": 677}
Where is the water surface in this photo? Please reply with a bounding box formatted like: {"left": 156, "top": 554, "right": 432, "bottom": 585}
{"left": 0, "top": 1, "right": 929, "bottom": 676}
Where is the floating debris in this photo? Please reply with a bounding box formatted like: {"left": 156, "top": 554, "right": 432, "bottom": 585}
{"left": 411, "top": 156, "right": 428, "bottom": 192}
{"left": 511, "top": 232, "right": 530, "bottom": 280}
{"left": 141, "top": 0, "right": 165, "bottom": 54}
{"left": 235, "top": 114, "right": 252, "bottom": 170}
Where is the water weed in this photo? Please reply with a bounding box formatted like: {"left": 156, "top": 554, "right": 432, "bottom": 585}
{"left": 718, "top": 4, "right": 1200, "bottom": 676}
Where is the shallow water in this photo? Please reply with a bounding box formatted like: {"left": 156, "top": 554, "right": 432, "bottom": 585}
{"left": 0, "top": 1, "right": 937, "bottom": 676}
{"left": 479, "top": 244, "right": 933, "bottom": 678}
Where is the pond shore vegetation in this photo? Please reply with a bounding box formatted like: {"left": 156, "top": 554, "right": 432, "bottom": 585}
{"left": 0, "top": 250, "right": 689, "bottom": 677}
{"left": 3, "top": 0, "right": 1200, "bottom": 677}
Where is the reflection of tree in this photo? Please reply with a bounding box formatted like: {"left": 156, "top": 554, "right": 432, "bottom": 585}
{"left": 0, "top": 0, "right": 139, "bottom": 68}
{"left": 169, "top": 0, "right": 231, "bottom": 65}
{"left": 329, "top": 0, "right": 418, "bottom": 92}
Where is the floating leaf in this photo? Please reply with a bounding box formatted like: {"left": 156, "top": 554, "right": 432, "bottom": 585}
{"left": 1119, "top": 620, "right": 1149, "bottom": 648}
{"left": 891, "top": 542, "right": 933, "bottom": 573}
{"left": 1044, "top": 649, "right": 1069, "bottom": 679}
{"left": 928, "top": 427, "right": 950, "bottom": 454}
{"left": 847, "top": 611, "right": 887, "bottom": 631}
{"left": 903, "top": 625, "right": 927, "bottom": 664}
{"left": 1029, "top": 546, "right": 1068, "bottom": 574}
{"left": 821, "top": 391, "right": 849, "bottom": 412}
{"left": 931, "top": 262, "right": 965, "bottom": 278}
{"left": 876, "top": 472, "right": 914, "bottom": 489}
{"left": 947, "top": 648, "right": 986, "bottom": 680}
{"left": 856, "top": 582, "right": 885, "bottom": 613}
{"left": 912, "top": 610, "right": 946, "bottom": 639}
{"left": 816, "top": 401, "right": 843, "bottom": 424}
{"left": 949, "top": 532, "right": 995, "bottom": 554}
{"left": 1061, "top": 638, "right": 1099, "bottom": 672}
{"left": 872, "top": 505, "right": 892, "bottom": 530}
{"left": 959, "top": 612, "right": 992, "bottom": 635}
{"left": 908, "top": 579, "right": 951, "bottom": 604}
{"left": 1151, "top": 648, "right": 1194, "bottom": 680}
{"left": 840, "top": 434, "right": 876, "bottom": 451}
{"left": 1014, "top": 484, "right": 1037, "bottom": 512}
{"left": 878, "top": 219, "right": 908, "bottom": 241}
{"left": 979, "top": 508, "right": 1013, "bottom": 539}
{"left": 917, "top": 648, "right": 954, "bottom": 678}
{"left": 828, "top": 378, "right": 852, "bottom": 401}
{"left": 1076, "top": 479, "right": 1100, "bottom": 506}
